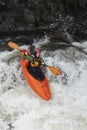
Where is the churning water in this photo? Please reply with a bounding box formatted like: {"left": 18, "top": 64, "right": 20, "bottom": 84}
{"left": 0, "top": 39, "right": 87, "bottom": 130}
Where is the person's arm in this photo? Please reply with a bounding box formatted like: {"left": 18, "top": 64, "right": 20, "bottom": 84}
{"left": 40, "top": 57, "right": 45, "bottom": 65}
{"left": 22, "top": 54, "right": 33, "bottom": 61}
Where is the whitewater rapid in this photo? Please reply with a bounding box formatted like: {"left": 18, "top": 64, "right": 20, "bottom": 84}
{"left": 0, "top": 40, "right": 87, "bottom": 130}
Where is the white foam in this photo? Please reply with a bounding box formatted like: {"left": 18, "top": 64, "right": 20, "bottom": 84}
{"left": 0, "top": 41, "right": 87, "bottom": 130}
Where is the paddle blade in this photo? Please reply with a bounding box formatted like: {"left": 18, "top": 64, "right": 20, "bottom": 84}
{"left": 48, "top": 66, "right": 61, "bottom": 76}
{"left": 8, "top": 42, "right": 20, "bottom": 50}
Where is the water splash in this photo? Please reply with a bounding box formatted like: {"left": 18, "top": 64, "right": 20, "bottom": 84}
{"left": 0, "top": 41, "right": 87, "bottom": 130}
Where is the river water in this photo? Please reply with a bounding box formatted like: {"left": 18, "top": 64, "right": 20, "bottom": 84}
{"left": 0, "top": 37, "right": 87, "bottom": 130}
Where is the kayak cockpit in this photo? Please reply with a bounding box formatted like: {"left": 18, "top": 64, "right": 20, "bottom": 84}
{"left": 27, "top": 65, "right": 45, "bottom": 81}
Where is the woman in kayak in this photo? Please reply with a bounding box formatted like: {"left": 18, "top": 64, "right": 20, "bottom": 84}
{"left": 22, "top": 48, "right": 45, "bottom": 81}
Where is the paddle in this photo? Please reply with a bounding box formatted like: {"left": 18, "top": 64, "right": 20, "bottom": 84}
{"left": 8, "top": 42, "right": 20, "bottom": 50}
{"left": 46, "top": 65, "right": 61, "bottom": 76}
{"left": 8, "top": 41, "right": 61, "bottom": 76}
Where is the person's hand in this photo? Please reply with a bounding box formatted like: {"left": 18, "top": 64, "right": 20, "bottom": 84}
{"left": 42, "top": 61, "right": 45, "bottom": 65}
{"left": 24, "top": 52, "right": 28, "bottom": 56}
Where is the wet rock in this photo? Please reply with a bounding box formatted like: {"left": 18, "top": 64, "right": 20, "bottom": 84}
{"left": 0, "top": 0, "right": 87, "bottom": 42}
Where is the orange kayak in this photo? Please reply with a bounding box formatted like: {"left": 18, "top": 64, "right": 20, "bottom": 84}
{"left": 20, "top": 49, "right": 51, "bottom": 101}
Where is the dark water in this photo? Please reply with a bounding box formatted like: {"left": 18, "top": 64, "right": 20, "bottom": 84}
{"left": 0, "top": 34, "right": 33, "bottom": 51}
{"left": 0, "top": 33, "right": 72, "bottom": 52}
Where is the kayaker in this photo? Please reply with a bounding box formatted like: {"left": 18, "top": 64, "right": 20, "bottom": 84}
{"left": 22, "top": 48, "right": 45, "bottom": 81}
{"left": 22, "top": 48, "right": 45, "bottom": 66}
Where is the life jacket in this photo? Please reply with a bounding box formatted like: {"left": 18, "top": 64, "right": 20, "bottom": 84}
{"left": 29, "top": 56, "right": 41, "bottom": 67}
